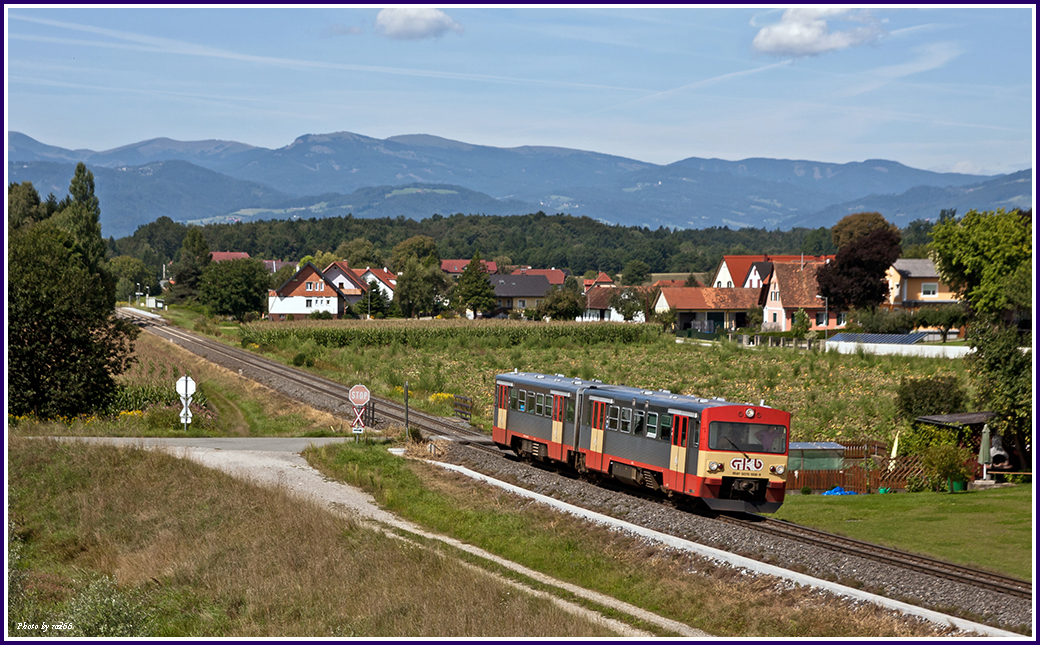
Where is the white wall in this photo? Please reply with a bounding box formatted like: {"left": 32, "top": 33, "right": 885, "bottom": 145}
{"left": 823, "top": 341, "right": 973, "bottom": 358}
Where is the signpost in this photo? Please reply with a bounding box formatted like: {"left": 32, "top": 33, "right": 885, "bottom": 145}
{"left": 177, "top": 375, "right": 196, "bottom": 432}
{"left": 349, "top": 384, "right": 370, "bottom": 435}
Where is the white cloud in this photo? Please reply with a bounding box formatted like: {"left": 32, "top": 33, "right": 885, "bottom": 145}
{"left": 752, "top": 8, "right": 884, "bottom": 57}
{"left": 375, "top": 8, "right": 463, "bottom": 41}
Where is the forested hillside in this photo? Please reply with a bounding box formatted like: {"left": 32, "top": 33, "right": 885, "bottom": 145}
{"left": 110, "top": 212, "right": 845, "bottom": 278}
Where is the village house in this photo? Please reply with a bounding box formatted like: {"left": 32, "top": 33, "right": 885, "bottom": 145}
{"left": 323, "top": 261, "right": 371, "bottom": 306}
{"left": 762, "top": 261, "right": 843, "bottom": 333}
{"left": 354, "top": 266, "right": 397, "bottom": 300}
{"left": 884, "top": 258, "right": 959, "bottom": 310}
{"left": 583, "top": 271, "right": 615, "bottom": 294}
{"left": 712, "top": 254, "right": 833, "bottom": 289}
{"left": 653, "top": 287, "right": 762, "bottom": 332}
{"left": 490, "top": 274, "right": 551, "bottom": 315}
{"left": 578, "top": 284, "right": 647, "bottom": 322}
{"left": 267, "top": 262, "right": 348, "bottom": 321}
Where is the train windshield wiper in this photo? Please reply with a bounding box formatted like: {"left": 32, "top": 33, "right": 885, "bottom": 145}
{"left": 722, "top": 436, "right": 751, "bottom": 461}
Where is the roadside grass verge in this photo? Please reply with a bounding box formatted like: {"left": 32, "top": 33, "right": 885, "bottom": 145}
{"left": 7, "top": 437, "right": 617, "bottom": 638}
{"left": 7, "top": 332, "right": 339, "bottom": 438}
{"left": 303, "top": 442, "right": 967, "bottom": 638}
{"left": 772, "top": 487, "right": 1034, "bottom": 581}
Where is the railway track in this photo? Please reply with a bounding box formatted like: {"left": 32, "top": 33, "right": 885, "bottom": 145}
{"left": 723, "top": 514, "right": 1033, "bottom": 600}
{"left": 116, "top": 308, "right": 492, "bottom": 445}
{"left": 116, "top": 307, "right": 1032, "bottom": 602}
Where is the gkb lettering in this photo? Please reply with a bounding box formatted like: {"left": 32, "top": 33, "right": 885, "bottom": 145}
{"left": 730, "top": 457, "right": 763, "bottom": 471}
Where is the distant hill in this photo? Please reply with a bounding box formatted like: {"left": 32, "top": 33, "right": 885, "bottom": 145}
{"left": 8, "top": 130, "right": 1032, "bottom": 238}
{"left": 7, "top": 159, "right": 288, "bottom": 238}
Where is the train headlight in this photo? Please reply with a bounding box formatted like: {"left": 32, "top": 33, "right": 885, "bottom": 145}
{"left": 745, "top": 408, "right": 755, "bottom": 418}
{"left": 769, "top": 465, "right": 786, "bottom": 475}
{"left": 708, "top": 461, "right": 721, "bottom": 473}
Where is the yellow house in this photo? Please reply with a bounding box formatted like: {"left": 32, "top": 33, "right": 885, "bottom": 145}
{"left": 884, "top": 259, "right": 959, "bottom": 309}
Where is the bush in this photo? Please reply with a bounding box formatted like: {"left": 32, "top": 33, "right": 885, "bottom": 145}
{"left": 801, "top": 486, "right": 812, "bottom": 496}
{"left": 895, "top": 375, "right": 968, "bottom": 421}
{"left": 922, "top": 444, "right": 974, "bottom": 490}
{"left": 308, "top": 310, "right": 333, "bottom": 320}
{"left": 64, "top": 577, "right": 152, "bottom": 637}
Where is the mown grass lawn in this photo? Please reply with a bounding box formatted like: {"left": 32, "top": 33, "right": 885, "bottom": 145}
{"left": 772, "top": 486, "right": 1033, "bottom": 581}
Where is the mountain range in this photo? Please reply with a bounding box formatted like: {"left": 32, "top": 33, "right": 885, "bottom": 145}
{"left": 7, "top": 130, "right": 1032, "bottom": 239}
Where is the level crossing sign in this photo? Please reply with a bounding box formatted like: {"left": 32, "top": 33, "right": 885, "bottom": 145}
{"left": 350, "top": 384, "right": 370, "bottom": 433}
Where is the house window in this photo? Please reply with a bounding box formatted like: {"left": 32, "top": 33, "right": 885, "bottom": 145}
{"left": 306, "top": 299, "right": 312, "bottom": 307}
{"left": 837, "top": 312, "right": 847, "bottom": 326}
{"left": 727, "top": 281, "right": 732, "bottom": 288}
{"left": 816, "top": 312, "right": 826, "bottom": 326}
{"left": 518, "top": 299, "right": 526, "bottom": 309}
{"left": 772, "top": 312, "right": 778, "bottom": 323}
{"left": 716, "top": 281, "right": 722, "bottom": 288}
{"left": 339, "top": 282, "right": 345, "bottom": 290}
{"left": 306, "top": 282, "right": 313, "bottom": 291}
{"left": 922, "top": 283, "right": 938, "bottom": 297}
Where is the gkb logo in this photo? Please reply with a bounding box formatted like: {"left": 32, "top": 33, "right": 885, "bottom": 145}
{"left": 730, "top": 457, "right": 763, "bottom": 471}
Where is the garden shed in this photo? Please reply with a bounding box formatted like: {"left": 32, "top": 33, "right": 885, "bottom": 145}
{"left": 788, "top": 442, "right": 845, "bottom": 471}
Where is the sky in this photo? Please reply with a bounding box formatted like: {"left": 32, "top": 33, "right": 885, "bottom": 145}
{"left": 4, "top": 5, "right": 1036, "bottom": 176}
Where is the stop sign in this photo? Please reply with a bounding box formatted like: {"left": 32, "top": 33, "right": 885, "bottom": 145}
{"left": 349, "top": 384, "right": 371, "bottom": 407}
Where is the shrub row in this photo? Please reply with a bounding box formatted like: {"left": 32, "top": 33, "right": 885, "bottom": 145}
{"left": 240, "top": 320, "right": 661, "bottom": 349}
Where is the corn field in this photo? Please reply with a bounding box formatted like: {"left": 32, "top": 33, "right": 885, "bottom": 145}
{"left": 240, "top": 319, "right": 661, "bottom": 349}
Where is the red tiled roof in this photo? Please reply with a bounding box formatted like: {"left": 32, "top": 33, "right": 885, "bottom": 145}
{"left": 323, "top": 261, "right": 368, "bottom": 292}
{"left": 511, "top": 268, "right": 566, "bottom": 285}
{"left": 210, "top": 251, "right": 250, "bottom": 262}
{"left": 657, "top": 287, "right": 762, "bottom": 311}
{"left": 717, "top": 254, "right": 835, "bottom": 287}
{"left": 771, "top": 261, "right": 825, "bottom": 309}
{"left": 584, "top": 285, "right": 616, "bottom": 310}
{"left": 441, "top": 259, "right": 498, "bottom": 275}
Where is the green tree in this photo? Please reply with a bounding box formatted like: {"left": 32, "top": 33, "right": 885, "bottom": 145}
{"left": 394, "top": 255, "right": 448, "bottom": 318}
{"left": 966, "top": 323, "right": 1032, "bottom": 469}
{"left": 7, "top": 181, "right": 55, "bottom": 231}
{"left": 896, "top": 375, "right": 968, "bottom": 421}
{"left": 109, "top": 255, "right": 158, "bottom": 302}
{"left": 169, "top": 228, "right": 211, "bottom": 303}
{"left": 8, "top": 220, "right": 139, "bottom": 417}
{"left": 363, "top": 279, "right": 392, "bottom": 318}
{"left": 916, "top": 304, "right": 967, "bottom": 342}
{"left": 390, "top": 235, "right": 439, "bottom": 272}
{"left": 335, "top": 238, "right": 383, "bottom": 268}
{"left": 197, "top": 258, "right": 270, "bottom": 321}
{"left": 817, "top": 226, "right": 902, "bottom": 311}
{"left": 453, "top": 251, "right": 497, "bottom": 316}
{"left": 621, "top": 260, "right": 651, "bottom": 286}
{"left": 830, "top": 211, "right": 899, "bottom": 250}
{"left": 609, "top": 287, "right": 645, "bottom": 321}
{"left": 537, "top": 288, "right": 586, "bottom": 321}
{"left": 683, "top": 273, "right": 702, "bottom": 287}
{"left": 930, "top": 209, "right": 1032, "bottom": 317}
{"left": 800, "top": 227, "right": 837, "bottom": 255}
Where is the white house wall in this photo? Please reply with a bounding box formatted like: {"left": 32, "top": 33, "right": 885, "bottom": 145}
{"left": 268, "top": 295, "right": 338, "bottom": 317}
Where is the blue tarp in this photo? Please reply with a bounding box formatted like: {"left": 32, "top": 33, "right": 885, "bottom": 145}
{"left": 821, "top": 486, "right": 858, "bottom": 496}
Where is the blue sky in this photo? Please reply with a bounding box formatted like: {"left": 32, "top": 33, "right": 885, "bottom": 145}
{"left": 5, "top": 5, "right": 1035, "bottom": 175}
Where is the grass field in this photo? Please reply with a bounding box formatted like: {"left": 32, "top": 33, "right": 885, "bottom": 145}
{"left": 772, "top": 487, "right": 1033, "bottom": 581}
{"left": 7, "top": 438, "right": 618, "bottom": 638}
{"left": 168, "top": 310, "right": 973, "bottom": 448}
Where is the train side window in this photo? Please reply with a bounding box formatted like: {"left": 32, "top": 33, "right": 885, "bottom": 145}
{"left": 607, "top": 405, "right": 619, "bottom": 431}
{"left": 510, "top": 388, "right": 517, "bottom": 410}
{"left": 633, "top": 410, "right": 645, "bottom": 435}
{"left": 691, "top": 419, "right": 700, "bottom": 447}
{"left": 620, "top": 408, "right": 632, "bottom": 433}
{"left": 583, "top": 402, "right": 591, "bottom": 426}
{"left": 536, "top": 393, "right": 544, "bottom": 416}
{"left": 566, "top": 399, "right": 575, "bottom": 422}
{"left": 660, "top": 414, "right": 673, "bottom": 441}
{"left": 646, "top": 412, "right": 658, "bottom": 439}
{"left": 518, "top": 390, "right": 526, "bottom": 412}
{"left": 528, "top": 392, "right": 536, "bottom": 414}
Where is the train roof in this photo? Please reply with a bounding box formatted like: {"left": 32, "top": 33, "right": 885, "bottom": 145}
{"left": 495, "top": 371, "right": 764, "bottom": 413}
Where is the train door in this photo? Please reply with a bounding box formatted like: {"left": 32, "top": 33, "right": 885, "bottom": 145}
{"left": 587, "top": 399, "right": 608, "bottom": 471}
{"left": 493, "top": 383, "right": 510, "bottom": 445}
{"left": 549, "top": 393, "right": 567, "bottom": 461}
{"left": 666, "top": 414, "right": 691, "bottom": 492}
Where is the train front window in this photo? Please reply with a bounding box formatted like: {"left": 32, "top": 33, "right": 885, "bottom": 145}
{"left": 708, "top": 422, "right": 786, "bottom": 454}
